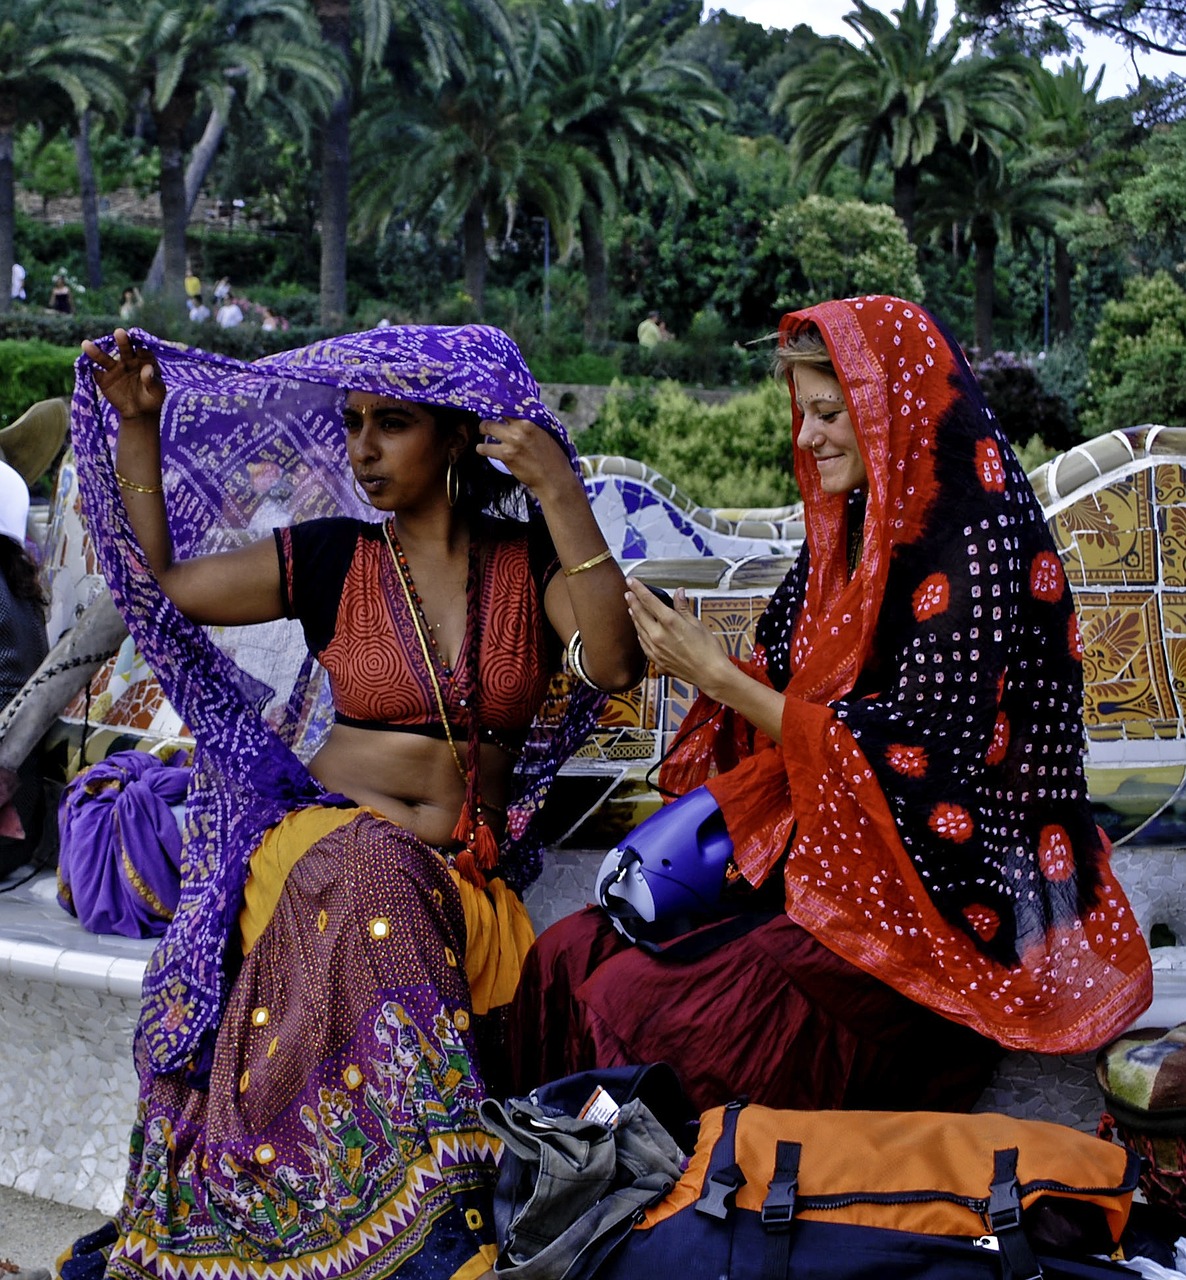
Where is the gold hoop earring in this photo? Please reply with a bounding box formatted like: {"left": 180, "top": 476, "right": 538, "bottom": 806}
{"left": 352, "top": 475, "right": 372, "bottom": 507}
{"left": 446, "top": 459, "right": 460, "bottom": 508}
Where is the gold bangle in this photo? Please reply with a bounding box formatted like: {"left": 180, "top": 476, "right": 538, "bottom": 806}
{"left": 563, "top": 548, "right": 614, "bottom": 578}
{"left": 114, "top": 469, "right": 164, "bottom": 495}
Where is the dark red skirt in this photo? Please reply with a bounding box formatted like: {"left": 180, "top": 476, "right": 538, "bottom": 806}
{"left": 507, "top": 907, "right": 1001, "bottom": 1114}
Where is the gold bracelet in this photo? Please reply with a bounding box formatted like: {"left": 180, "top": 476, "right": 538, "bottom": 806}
{"left": 563, "top": 548, "right": 614, "bottom": 578}
{"left": 114, "top": 469, "right": 164, "bottom": 495}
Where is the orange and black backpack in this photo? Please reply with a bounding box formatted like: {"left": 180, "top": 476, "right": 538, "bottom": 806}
{"left": 596, "top": 1099, "right": 1141, "bottom": 1280}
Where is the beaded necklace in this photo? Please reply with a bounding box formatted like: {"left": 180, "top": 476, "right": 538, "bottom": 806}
{"left": 382, "top": 519, "right": 498, "bottom": 886}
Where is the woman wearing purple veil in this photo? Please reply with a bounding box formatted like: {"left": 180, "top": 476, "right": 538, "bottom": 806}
{"left": 67, "top": 325, "right": 643, "bottom": 1280}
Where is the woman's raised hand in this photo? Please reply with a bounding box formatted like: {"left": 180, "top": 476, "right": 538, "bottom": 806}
{"left": 476, "top": 418, "right": 577, "bottom": 502}
{"left": 81, "top": 328, "right": 166, "bottom": 422}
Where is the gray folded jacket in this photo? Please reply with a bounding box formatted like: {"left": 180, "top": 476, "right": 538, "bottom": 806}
{"left": 480, "top": 1093, "right": 687, "bottom": 1280}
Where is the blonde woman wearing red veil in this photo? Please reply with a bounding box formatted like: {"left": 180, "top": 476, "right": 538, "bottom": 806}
{"left": 508, "top": 296, "right": 1152, "bottom": 1115}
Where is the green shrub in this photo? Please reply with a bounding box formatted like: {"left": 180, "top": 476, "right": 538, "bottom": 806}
{"left": 240, "top": 284, "right": 321, "bottom": 328}
{"left": 1080, "top": 272, "right": 1186, "bottom": 437}
{"left": 757, "top": 196, "right": 924, "bottom": 309}
{"left": 971, "top": 351, "right": 1079, "bottom": 452}
{"left": 1030, "top": 338, "right": 1090, "bottom": 421}
{"left": 1012, "top": 433, "right": 1061, "bottom": 475}
{"left": 581, "top": 378, "right": 798, "bottom": 508}
{"left": 618, "top": 320, "right": 767, "bottom": 387}
{"left": 0, "top": 311, "right": 114, "bottom": 346}
{"left": 531, "top": 350, "right": 621, "bottom": 385}
{"left": 0, "top": 339, "right": 77, "bottom": 427}
{"left": 13, "top": 214, "right": 159, "bottom": 297}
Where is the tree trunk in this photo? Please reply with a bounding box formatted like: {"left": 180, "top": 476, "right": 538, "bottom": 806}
{"left": 1054, "top": 235, "right": 1073, "bottom": 339}
{"left": 149, "top": 96, "right": 195, "bottom": 305}
{"left": 0, "top": 105, "right": 15, "bottom": 317}
{"left": 74, "top": 110, "right": 103, "bottom": 290}
{"left": 144, "top": 107, "right": 227, "bottom": 295}
{"left": 317, "top": 0, "right": 351, "bottom": 328}
{"left": 463, "top": 200, "right": 487, "bottom": 316}
{"left": 971, "top": 214, "right": 998, "bottom": 357}
{"left": 580, "top": 204, "right": 609, "bottom": 347}
{"left": 892, "top": 162, "right": 920, "bottom": 242}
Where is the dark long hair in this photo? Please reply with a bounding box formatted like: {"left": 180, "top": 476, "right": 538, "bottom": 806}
{"left": 431, "top": 407, "right": 532, "bottom": 522}
{"left": 0, "top": 536, "right": 47, "bottom": 606}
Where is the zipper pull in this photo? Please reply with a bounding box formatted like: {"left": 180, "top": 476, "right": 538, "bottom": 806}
{"left": 973, "top": 1236, "right": 1000, "bottom": 1252}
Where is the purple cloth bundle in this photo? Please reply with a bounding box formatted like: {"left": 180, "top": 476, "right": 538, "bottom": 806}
{"left": 57, "top": 750, "right": 189, "bottom": 937}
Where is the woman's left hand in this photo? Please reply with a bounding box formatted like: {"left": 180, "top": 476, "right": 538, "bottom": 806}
{"left": 477, "top": 418, "right": 577, "bottom": 501}
{"left": 626, "top": 578, "right": 733, "bottom": 692}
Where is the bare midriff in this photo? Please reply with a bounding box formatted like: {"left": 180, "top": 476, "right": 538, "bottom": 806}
{"left": 308, "top": 723, "right": 516, "bottom": 848}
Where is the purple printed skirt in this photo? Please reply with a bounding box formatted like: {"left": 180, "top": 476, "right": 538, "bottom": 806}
{"left": 106, "top": 809, "right": 499, "bottom": 1280}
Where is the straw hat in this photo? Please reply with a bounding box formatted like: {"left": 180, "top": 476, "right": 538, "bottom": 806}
{"left": 0, "top": 397, "right": 69, "bottom": 485}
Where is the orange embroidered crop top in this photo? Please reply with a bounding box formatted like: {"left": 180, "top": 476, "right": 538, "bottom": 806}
{"left": 274, "top": 517, "right": 559, "bottom": 742}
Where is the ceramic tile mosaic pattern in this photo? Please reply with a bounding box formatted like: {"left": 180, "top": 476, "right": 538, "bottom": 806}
{"left": 43, "top": 432, "right": 1186, "bottom": 844}
{"left": 1050, "top": 460, "right": 1186, "bottom": 758}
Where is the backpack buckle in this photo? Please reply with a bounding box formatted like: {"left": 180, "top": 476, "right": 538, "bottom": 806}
{"left": 761, "top": 1140, "right": 801, "bottom": 1231}
{"left": 695, "top": 1162, "right": 746, "bottom": 1220}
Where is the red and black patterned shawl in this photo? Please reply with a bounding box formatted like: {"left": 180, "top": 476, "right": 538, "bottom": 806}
{"left": 661, "top": 296, "right": 1151, "bottom": 1053}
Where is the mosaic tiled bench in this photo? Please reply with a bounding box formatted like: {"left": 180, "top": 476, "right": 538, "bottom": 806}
{"left": 0, "top": 871, "right": 150, "bottom": 1215}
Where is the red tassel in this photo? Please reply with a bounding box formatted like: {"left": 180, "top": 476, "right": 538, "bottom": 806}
{"left": 473, "top": 818, "right": 499, "bottom": 872}
{"left": 451, "top": 801, "right": 471, "bottom": 847}
{"left": 454, "top": 848, "right": 486, "bottom": 890}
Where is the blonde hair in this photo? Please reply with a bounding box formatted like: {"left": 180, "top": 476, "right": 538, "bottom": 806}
{"left": 771, "top": 325, "right": 836, "bottom": 381}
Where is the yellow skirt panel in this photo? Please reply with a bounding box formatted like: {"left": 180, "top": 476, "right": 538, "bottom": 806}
{"left": 240, "top": 805, "right": 534, "bottom": 1015}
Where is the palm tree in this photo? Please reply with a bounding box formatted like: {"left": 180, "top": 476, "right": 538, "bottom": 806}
{"left": 537, "top": 0, "right": 726, "bottom": 343}
{"left": 123, "top": 0, "right": 340, "bottom": 305}
{"left": 312, "top": 0, "right": 516, "bottom": 326}
{"left": 919, "top": 138, "right": 1082, "bottom": 353}
{"left": 353, "top": 10, "right": 580, "bottom": 316}
{"left": 0, "top": 0, "right": 123, "bottom": 313}
{"left": 313, "top": 0, "right": 353, "bottom": 328}
{"left": 773, "top": 0, "right": 1029, "bottom": 241}
{"left": 1026, "top": 58, "right": 1105, "bottom": 337}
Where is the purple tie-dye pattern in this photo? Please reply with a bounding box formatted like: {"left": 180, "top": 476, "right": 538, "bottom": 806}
{"left": 70, "top": 324, "right": 603, "bottom": 1078}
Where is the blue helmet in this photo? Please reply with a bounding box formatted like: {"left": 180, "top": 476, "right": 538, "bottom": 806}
{"left": 595, "top": 785, "right": 734, "bottom": 946}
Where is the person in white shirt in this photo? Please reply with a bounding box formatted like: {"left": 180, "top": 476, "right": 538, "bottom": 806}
{"left": 215, "top": 297, "right": 243, "bottom": 328}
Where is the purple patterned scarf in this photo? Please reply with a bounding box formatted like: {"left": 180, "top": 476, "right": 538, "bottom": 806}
{"left": 70, "top": 324, "right": 604, "bottom": 1078}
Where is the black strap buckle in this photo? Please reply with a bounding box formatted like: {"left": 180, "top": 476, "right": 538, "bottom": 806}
{"left": 987, "top": 1148, "right": 1043, "bottom": 1280}
{"left": 761, "top": 1140, "right": 801, "bottom": 1231}
{"left": 695, "top": 1162, "right": 746, "bottom": 1220}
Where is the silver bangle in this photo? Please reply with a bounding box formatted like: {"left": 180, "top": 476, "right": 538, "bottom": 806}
{"left": 566, "top": 629, "right": 609, "bottom": 692}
